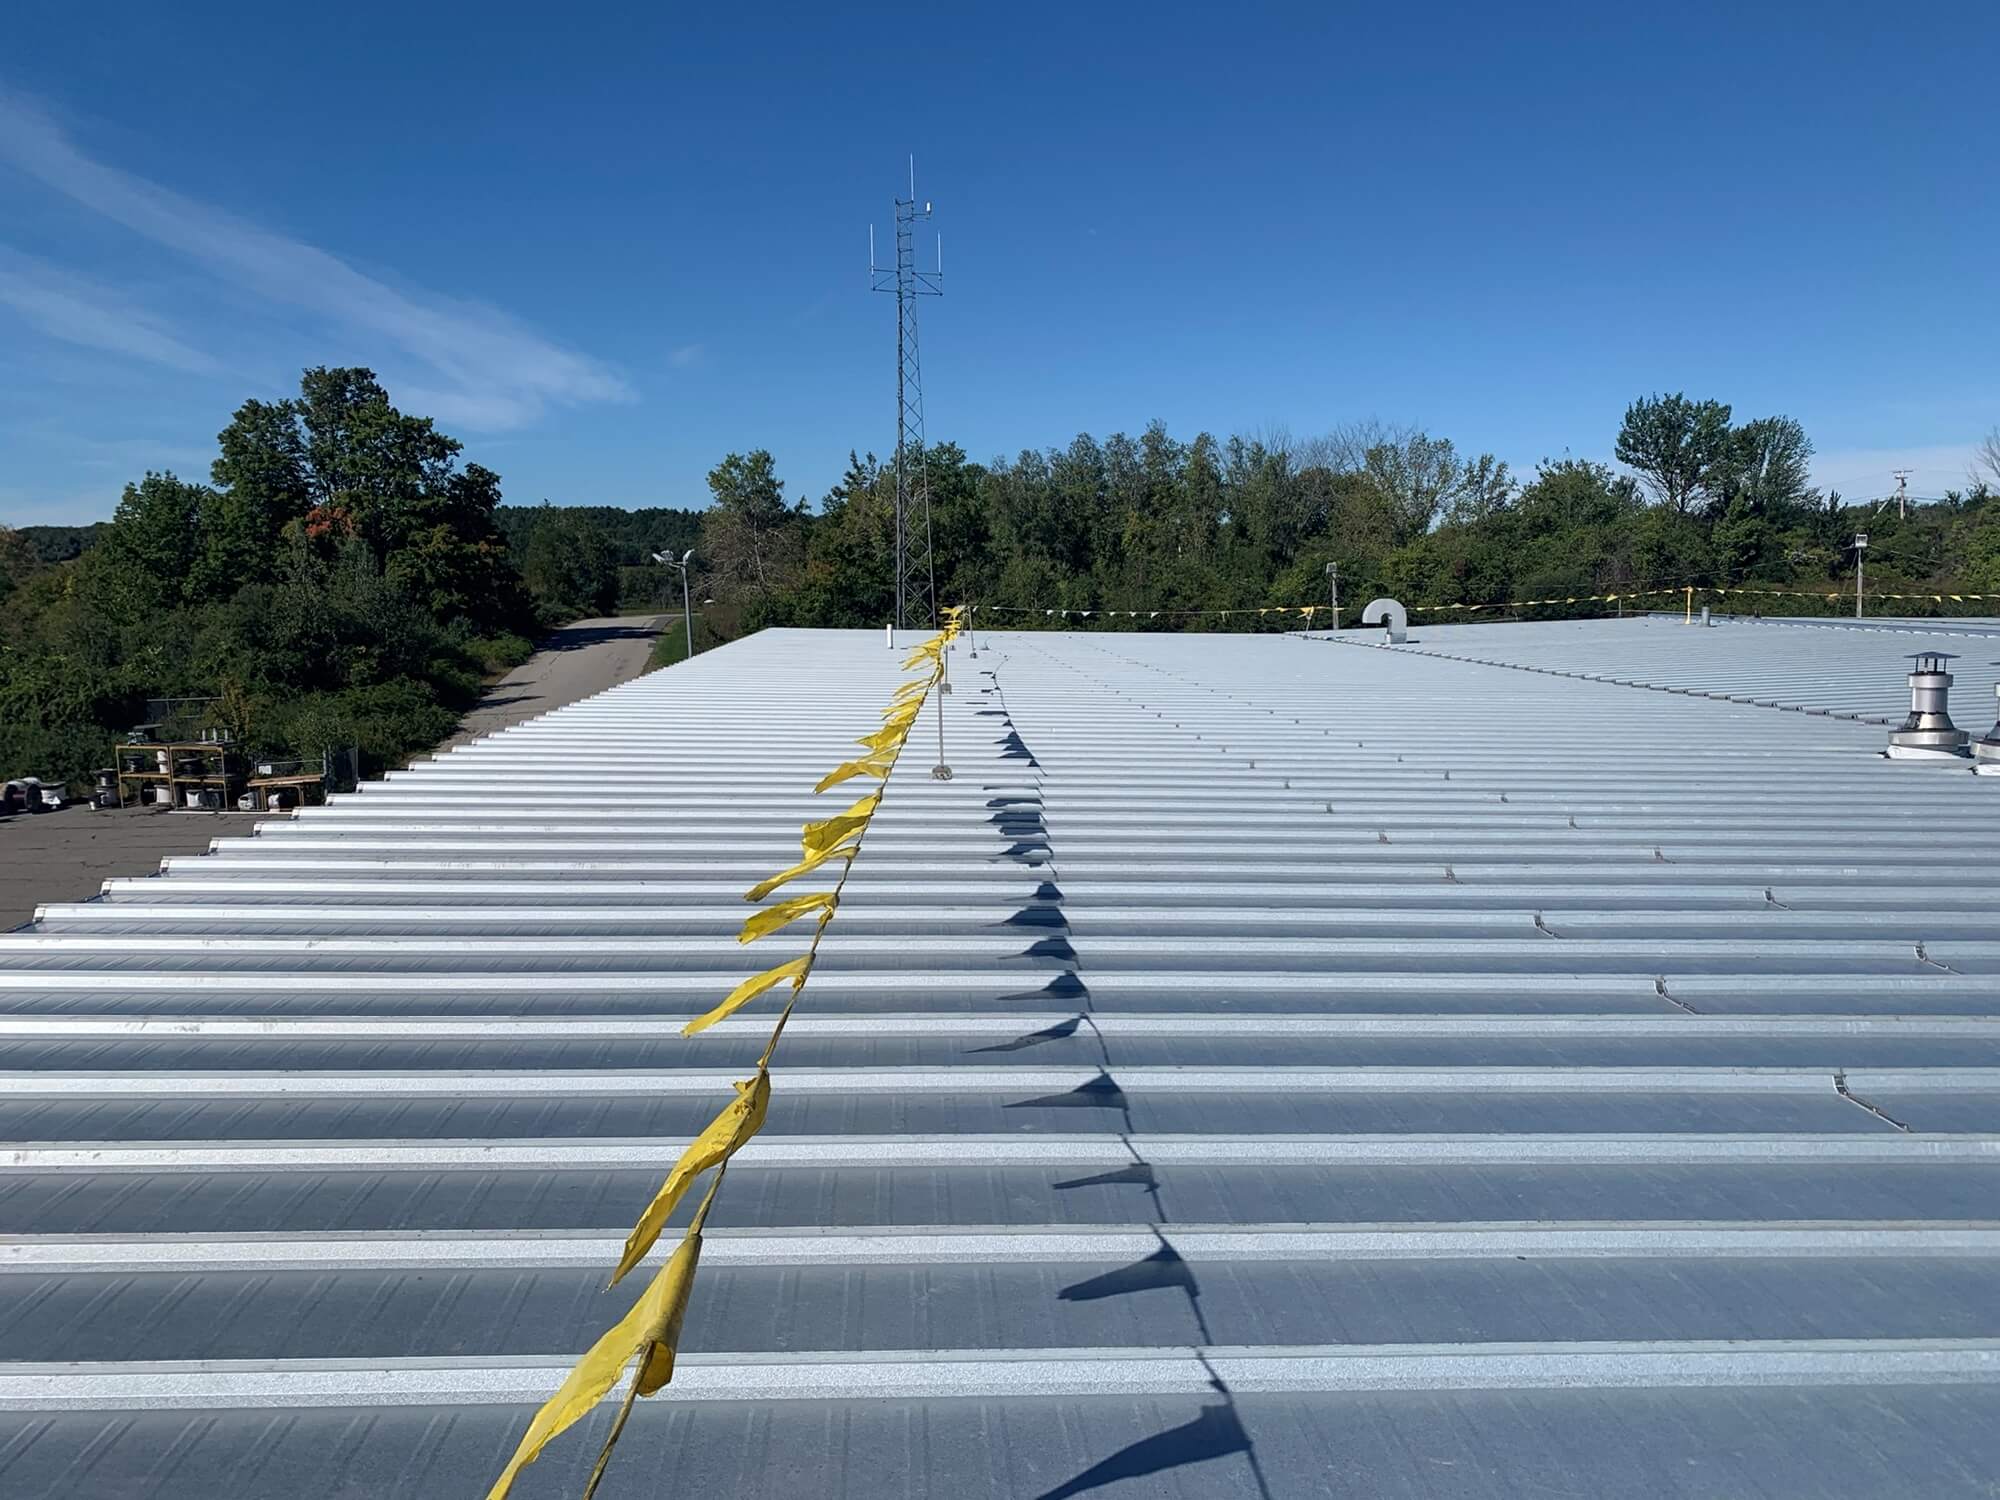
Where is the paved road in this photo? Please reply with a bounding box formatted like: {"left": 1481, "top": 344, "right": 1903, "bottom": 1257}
{"left": 442, "top": 614, "right": 665, "bottom": 748}
{"left": 0, "top": 614, "right": 666, "bottom": 928}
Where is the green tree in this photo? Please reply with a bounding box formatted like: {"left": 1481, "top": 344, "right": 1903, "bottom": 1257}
{"left": 1615, "top": 393, "right": 1734, "bottom": 514}
{"left": 207, "top": 368, "right": 524, "bottom": 631}
{"left": 702, "top": 450, "right": 802, "bottom": 599}
{"left": 1720, "top": 415, "right": 1814, "bottom": 516}
{"left": 0, "top": 526, "right": 40, "bottom": 606}
{"left": 1439, "top": 453, "right": 1516, "bottom": 528}
{"left": 521, "top": 503, "right": 620, "bottom": 616}
{"left": 1361, "top": 431, "right": 1478, "bottom": 543}
{"left": 94, "top": 472, "right": 213, "bottom": 610}
{"left": 1, "top": 368, "right": 541, "bottom": 790}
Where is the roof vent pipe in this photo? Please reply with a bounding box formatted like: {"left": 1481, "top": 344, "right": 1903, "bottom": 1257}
{"left": 1361, "top": 598, "right": 1408, "bottom": 644}
{"left": 1886, "top": 652, "right": 1970, "bottom": 759}
{"left": 1973, "top": 679, "right": 2000, "bottom": 775}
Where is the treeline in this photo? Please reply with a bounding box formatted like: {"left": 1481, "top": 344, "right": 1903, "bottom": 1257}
{"left": 493, "top": 504, "right": 701, "bottom": 616}
{"left": 9, "top": 369, "right": 2000, "bottom": 792}
{"left": 11, "top": 523, "right": 109, "bottom": 565}
{"left": 685, "top": 397, "right": 2000, "bottom": 634}
{"left": 0, "top": 368, "right": 546, "bottom": 790}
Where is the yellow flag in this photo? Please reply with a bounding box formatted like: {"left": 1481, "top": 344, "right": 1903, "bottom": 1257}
{"left": 902, "top": 640, "right": 944, "bottom": 668}
{"left": 857, "top": 723, "right": 910, "bottom": 753}
{"left": 815, "top": 756, "right": 893, "bottom": 793}
{"left": 801, "top": 791, "right": 880, "bottom": 857}
{"left": 612, "top": 1074, "right": 769, "bottom": 1282}
{"left": 486, "top": 1230, "right": 705, "bottom": 1500}
{"left": 682, "top": 956, "right": 811, "bottom": 1037}
{"left": 739, "top": 890, "right": 836, "bottom": 944}
{"left": 744, "top": 844, "right": 856, "bottom": 902}
{"left": 799, "top": 819, "right": 868, "bottom": 861}
{"left": 880, "top": 700, "right": 923, "bottom": 730}
{"left": 633, "top": 1230, "right": 703, "bottom": 1394}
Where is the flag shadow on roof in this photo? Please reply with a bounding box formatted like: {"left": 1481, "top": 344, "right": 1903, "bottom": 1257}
{"left": 1058, "top": 1237, "right": 1198, "bottom": 1304}
{"left": 1031, "top": 1398, "right": 1257, "bottom": 1500}
{"left": 969, "top": 1015, "right": 1084, "bottom": 1053}
{"left": 1004, "top": 1069, "right": 1128, "bottom": 1111}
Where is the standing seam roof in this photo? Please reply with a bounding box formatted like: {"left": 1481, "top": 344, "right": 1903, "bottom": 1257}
{"left": 1, "top": 619, "right": 1998, "bottom": 1498}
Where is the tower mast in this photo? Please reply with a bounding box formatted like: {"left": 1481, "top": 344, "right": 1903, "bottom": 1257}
{"left": 871, "top": 159, "right": 943, "bottom": 630}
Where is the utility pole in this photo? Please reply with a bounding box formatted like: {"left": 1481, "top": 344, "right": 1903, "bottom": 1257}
{"left": 653, "top": 550, "right": 695, "bottom": 660}
{"left": 870, "top": 159, "right": 943, "bottom": 631}
{"left": 1324, "top": 562, "right": 1340, "bottom": 632}
{"left": 1893, "top": 470, "right": 1911, "bottom": 520}
{"left": 1854, "top": 532, "right": 1868, "bottom": 620}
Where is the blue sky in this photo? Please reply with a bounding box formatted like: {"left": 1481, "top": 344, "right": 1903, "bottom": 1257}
{"left": 2, "top": 2, "right": 1994, "bottom": 525}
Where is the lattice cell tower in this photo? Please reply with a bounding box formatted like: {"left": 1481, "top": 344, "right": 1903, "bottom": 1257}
{"left": 870, "top": 159, "right": 943, "bottom": 630}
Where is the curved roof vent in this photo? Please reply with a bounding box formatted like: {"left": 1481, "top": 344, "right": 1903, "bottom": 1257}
{"left": 1887, "top": 652, "right": 1970, "bottom": 760}
{"left": 1361, "top": 598, "right": 1408, "bottom": 644}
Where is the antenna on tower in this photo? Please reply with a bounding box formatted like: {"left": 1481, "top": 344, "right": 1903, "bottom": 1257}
{"left": 869, "top": 159, "right": 944, "bottom": 630}
{"left": 1892, "top": 469, "right": 1912, "bottom": 520}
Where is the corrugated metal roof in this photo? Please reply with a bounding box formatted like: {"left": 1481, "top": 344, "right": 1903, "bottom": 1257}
{"left": 1400, "top": 613, "right": 2000, "bottom": 724}
{"left": 2, "top": 620, "right": 1999, "bottom": 1498}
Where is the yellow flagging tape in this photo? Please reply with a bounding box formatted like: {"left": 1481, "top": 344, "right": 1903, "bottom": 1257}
{"left": 971, "top": 584, "right": 2000, "bottom": 621}
{"left": 801, "top": 790, "right": 882, "bottom": 857}
{"left": 738, "top": 890, "right": 839, "bottom": 944}
{"left": 611, "top": 1073, "right": 770, "bottom": 1283}
{"left": 486, "top": 1230, "right": 705, "bottom": 1498}
{"left": 743, "top": 843, "right": 858, "bottom": 903}
{"left": 1405, "top": 587, "right": 1684, "bottom": 613}
{"left": 814, "top": 754, "right": 893, "bottom": 793}
{"left": 680, "top": 955, "right": 812, "bottom": 1038}
{"left": 487, "top": 610, "right": 965, "bottom": 1500}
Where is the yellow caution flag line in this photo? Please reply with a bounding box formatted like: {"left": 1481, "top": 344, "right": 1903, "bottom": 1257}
{"left": 964, "top": 586, "right": 2000, "bottom": 620}
{"left": 486, "top": 608, "right": 965, "bottom": 1500}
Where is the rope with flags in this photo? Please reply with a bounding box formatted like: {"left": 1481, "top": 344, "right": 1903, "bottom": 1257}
{"left": 485, "top": 607, "right": 967, "bottom": 1500}
{"left": 966, "top": 583, "right": 2000, "bottom": 623}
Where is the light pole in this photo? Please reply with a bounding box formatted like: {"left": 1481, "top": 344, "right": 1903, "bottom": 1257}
{"left": 1324, "top": 562, "right": 1340, "bottom": 632}
{"left": 652, "top": 550, "right": 695, "bottom": 660}
{"left": 1853, "top": 533, "right": 1868, "bottom": 621}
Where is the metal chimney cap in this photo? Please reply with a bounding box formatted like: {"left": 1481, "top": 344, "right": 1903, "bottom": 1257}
{"left": 1977, "top": 678, "right": 2000, "bottom": 771}
{"left": 1889, "top": 651, "right": 1971, "bottom": 758}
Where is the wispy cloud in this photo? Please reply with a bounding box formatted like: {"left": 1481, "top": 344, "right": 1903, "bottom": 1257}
{"left": 668, "top": 342, "right": 704, "bottom": 369}
{"left": 0, "top": 97, "right": 632, "bottom": 430}
{"left": 0, "top": 250, "right": 219, "bottom": 374}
